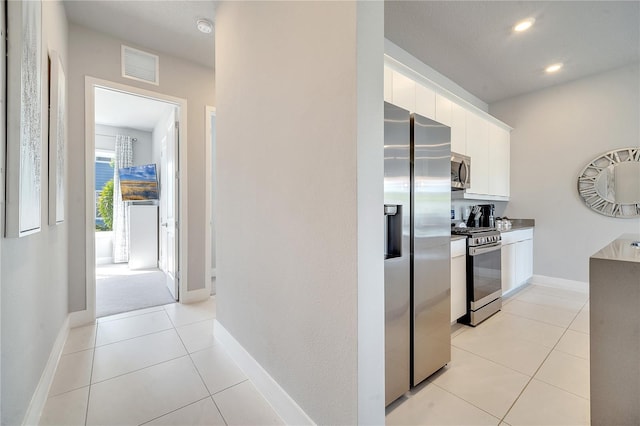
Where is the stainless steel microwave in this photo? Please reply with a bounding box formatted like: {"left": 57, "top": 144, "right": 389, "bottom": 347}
{"left": 451, "top": 152, "right": 471, "bottom": 190}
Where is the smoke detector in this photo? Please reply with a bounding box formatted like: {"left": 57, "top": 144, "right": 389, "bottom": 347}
{"left": 197, "top": 18, "right": 213, "bottom": 34}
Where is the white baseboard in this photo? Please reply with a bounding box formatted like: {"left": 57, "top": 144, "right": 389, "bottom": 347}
{"left": 181, "top": 287, "right": 211, "bottom": 304}
{"left": 214, "top": 320, "right": 315, "bottom": 425}
{"left": 530, "top": 274, "right": 589, "bottom": 293}
{"left": 23, "top": 315, "right": 70, "bottom": 426}
{"left": 96, "top": 256, "right": 113, "bottom": 265}
{"left": 502, "top": 283, "right": 530, "bottom": 299}
{"left": 69, "top": 309, "right": 96, "bottom": 328}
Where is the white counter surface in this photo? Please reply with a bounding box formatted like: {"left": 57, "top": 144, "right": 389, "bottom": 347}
{"left": 591, "top": 233, "right": 640, "bottom": 263}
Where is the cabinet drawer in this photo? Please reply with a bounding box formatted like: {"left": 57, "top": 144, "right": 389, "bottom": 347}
{"left": 501, "top": 228, "right": 533, "bottom": 245}
{"left": 451, "top": 239, "right": 466, "bottom": 257}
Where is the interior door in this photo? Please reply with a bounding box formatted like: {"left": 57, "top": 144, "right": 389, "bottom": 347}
{"left": 160, "top": 109, "right": 179, "bottom": 299}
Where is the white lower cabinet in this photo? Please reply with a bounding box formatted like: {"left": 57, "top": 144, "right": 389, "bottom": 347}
{"left": 451, "top": 239, "right": 467, "bottom": 322}
{"left": 501, "top": 242, "right": 516, "bottom": 294}
{"left": 501, "top": 229, "right": 534, "bottom": 295}
{"left": 515, "top": 238, "right": 533, "bottom": 285}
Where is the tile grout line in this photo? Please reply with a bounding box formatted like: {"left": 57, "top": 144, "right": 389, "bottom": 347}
{"left": 211, "top": 379, "right": 250, "bottom": 397}
{"left": 90, "top": 309, "right": 178, "bottom": 423}
{"left": 427, "top": 381, "right": 502, "bottom": 423}
{"left": 209, "top": 395, "right": 230, "bottom": 426}
{"left": 500, "top": 299, "right": 584, "bottom": 329}
{"left": 94, "top": 326, "right": 176, "bottom": 349}
{"left": 96, "top": 305, "right": 168, "bottom": 324}
{"left": 95, "top": 310, "right": 175, "bottom": 347}
{"left": 84, "top": 321, "right": 99, "bottom": 426}
{"left": 451, "top": 345, "right": 537, "bottom": 378}
{"left": 136, "top": 396, "right": 214, "bottom": 426}
{"left": 90, "top": 312, "right": 188, "bottom": 386}
{"left": 46, "top": 300, "right": 217, "bottom": 425}
{"left": 90, "top": 353, "right": 192, "bottom": 386}
{"left": 171, "top": 303, "right": 231, "bottom": 426}
{"left": 498, "top": 300, "right": 586, "bottom": 424}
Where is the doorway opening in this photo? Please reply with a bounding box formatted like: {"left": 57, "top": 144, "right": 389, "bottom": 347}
{"left": 91, "top": 84, "right": 184, "bottom": 318}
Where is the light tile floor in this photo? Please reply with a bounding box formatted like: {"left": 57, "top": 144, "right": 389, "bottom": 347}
{"left": 386, "top": 282, "right": 591, "bottom": 426}
{"left": 42, "top": 283, "right": 590, "bottom": 425}
{"left": 40, "top": 298, "right": 284, "bottom": 426}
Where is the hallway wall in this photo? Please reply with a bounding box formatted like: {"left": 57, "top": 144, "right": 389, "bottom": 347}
{"left": 67, "top": 24, "right": 215, "bottom": 312}
{"left": 215, "top": 2, "right": 384, "bottom": 423}
{"left": 1, "top": 2, "right": 69, "bottom": 424}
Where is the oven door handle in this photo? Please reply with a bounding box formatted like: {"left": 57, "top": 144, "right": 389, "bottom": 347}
{"left": 469, "top": 243, "right": 502, "bottom": 256}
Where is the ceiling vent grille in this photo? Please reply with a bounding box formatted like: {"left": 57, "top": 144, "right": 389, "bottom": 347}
{"left": 121, "top": 45, "right": 159, "bottom": 85}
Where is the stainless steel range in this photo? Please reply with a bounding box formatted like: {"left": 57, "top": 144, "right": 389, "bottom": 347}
{"left": 451, "top": 227, "right": 502, "bottom": 326}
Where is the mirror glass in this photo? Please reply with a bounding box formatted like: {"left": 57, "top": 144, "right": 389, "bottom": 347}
{"left": 578, "top": 148, "right": 640, "bottom": 218}
{"left": 595, "top": 162, "right": 640, "bottom": 204}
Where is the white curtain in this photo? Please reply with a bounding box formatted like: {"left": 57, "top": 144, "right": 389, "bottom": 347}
{"left": 113, "top": 135, "right": 133, "bottom": 263}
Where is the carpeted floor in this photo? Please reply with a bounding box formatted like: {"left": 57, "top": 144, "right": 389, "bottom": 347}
{"left": 96, "top": 264, "right": 176, "bottom": 318}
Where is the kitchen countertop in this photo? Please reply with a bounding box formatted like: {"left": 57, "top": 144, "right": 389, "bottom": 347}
{"left": 591, "top": 234, "right": 640, "bottom": 264}
{"left": 450, "top": 219, "right": 535, "bottom": 236}
{"left": 500, "top": 225, "right": 534, "bottom": 232}
{"left": 500, "top": 218, "right": 535, "bottom": 232}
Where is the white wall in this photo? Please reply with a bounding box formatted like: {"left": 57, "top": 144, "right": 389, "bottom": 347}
{"left": 1, "top": 1, "right": 69, "bottom": 424}
{"left": 95, "top": 124, "right": 153, "bottom": 165}
{"left": 210, "top": 114, "right": 216, "bottom": 276}
{"left": 490, "top": 64, "right": 640, "bottom": 284}
{"left": 68, "top": 24, "right": 215, "bottom": 311}
{"left": 215, "top": 1, "right": 384, "bottom": 424}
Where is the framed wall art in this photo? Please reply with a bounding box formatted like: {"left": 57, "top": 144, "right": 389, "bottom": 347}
{"left": 49, "top": 50, "right": 65, "bottom": 225}
{"left": 6, "top": 0, "right": 43, "bottom": 237}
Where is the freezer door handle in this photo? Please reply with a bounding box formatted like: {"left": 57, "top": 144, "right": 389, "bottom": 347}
{"left": 384, "top": 205, "right": 398, "bottom": 216}
{"left": 384, "top": 204, "right": 402, "bottom": 259}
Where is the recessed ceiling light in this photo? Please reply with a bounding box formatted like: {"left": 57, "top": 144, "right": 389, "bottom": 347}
{"left": 513, "top": 18, "right": 535, "bottom": 32}
{"left": 197, "top": 18, "right": 213, "bottom": 34}
{"left": 545, "top": 63, "right": 563, "bottom": 73}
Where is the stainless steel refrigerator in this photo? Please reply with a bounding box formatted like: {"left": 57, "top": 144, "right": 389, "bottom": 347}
{"left": 384, "top": 102, "right": 451, "bottom": 406}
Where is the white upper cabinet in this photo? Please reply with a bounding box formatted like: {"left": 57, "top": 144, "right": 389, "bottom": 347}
{"left": 415, "top": 83, "right": 436, "bottom": 120}
{"left": 451, "top": 102, "right": 466, "bottom": 155}
{"left": 435, "top": 93, "right": 453, "bottom": 126}
{"left": 384, "top": 64, "right": 511, "bottom": 200}
{"left": 391, "top": 71, "right": 415, "bottom": 112}
{"left": 488, "top": 123, "right": 510, "bottom": 197}
{"left": 466, "top": 112, "right": 489, "bottom": 195}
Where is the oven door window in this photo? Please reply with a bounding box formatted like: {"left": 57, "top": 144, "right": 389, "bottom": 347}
{"left": 471, "top": 248, "right": 501, "bottom": 303}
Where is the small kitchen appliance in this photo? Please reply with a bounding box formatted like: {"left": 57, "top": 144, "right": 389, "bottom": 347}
{"left": 451, "top": 152, "right": 471, "bottom": 190}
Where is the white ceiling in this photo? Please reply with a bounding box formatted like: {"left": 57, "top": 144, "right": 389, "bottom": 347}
{"left": 63, "top": 0, "right": 215, "bottom": 69}
{"left": 64, "top": 1, "right": 638, "bottom": 104}
{"left": 385, "top": 1, "right": 640, "bottom": 103}
{"left": 95, "top": 88, "right": 175, "bottom": 131}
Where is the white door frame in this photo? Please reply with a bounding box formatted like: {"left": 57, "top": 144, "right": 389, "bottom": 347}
{"left": 82, "top": 76, "right": 189, "bottom": 322}
{"left": 205, "top": 106, "right": 216, "bottom": 289}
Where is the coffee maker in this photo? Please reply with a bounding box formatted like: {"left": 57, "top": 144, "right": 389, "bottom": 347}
{"left": 466, "top": 204, "right": 495, "bottom": 228}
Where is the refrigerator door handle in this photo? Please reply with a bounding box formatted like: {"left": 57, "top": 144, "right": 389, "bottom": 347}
{"left": 385, "top": 204, "right": 402, "bottom": 259}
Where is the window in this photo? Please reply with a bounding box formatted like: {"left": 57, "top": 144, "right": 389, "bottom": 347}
{"left": 95, "top": 151, "right": 115, "bottom": 229}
